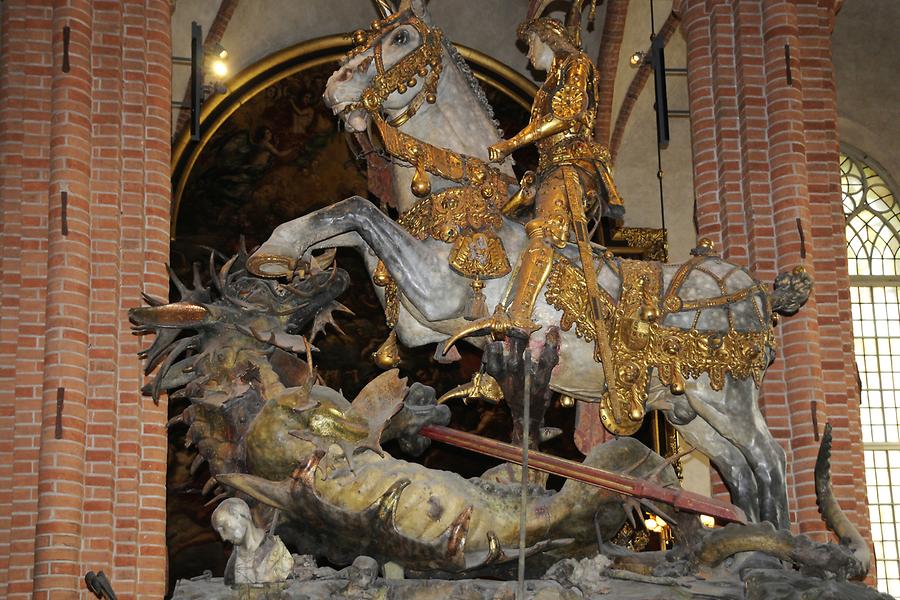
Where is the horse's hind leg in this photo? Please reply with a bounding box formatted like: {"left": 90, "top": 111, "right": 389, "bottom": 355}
{"left": 652, "top": 386, "right": 761, "bottom": 523}
{"left": 682, "top": 375, "right": 789, "bottom": 529}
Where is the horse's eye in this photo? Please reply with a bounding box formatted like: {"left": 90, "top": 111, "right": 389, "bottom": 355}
{"left": 393, "top": 30, "right": 409, "bottom": 46}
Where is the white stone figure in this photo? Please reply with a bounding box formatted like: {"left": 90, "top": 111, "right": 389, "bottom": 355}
{"left": 211, "top": 497, "right": 294, "bottom": 585}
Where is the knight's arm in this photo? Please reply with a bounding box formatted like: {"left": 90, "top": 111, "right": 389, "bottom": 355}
{"left": 489, "top": 57, "right": 591, "bottom": 160}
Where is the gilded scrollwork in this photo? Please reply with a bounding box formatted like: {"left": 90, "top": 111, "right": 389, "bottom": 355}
{"left": 609, "top": 227, "right": 669, "bottom": 262}
{"left": 545, "top": 254, "right": 775, "bottom": 436}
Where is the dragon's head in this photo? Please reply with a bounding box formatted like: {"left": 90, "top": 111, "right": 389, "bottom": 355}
{"left": 129, "top": 248, "right": 350, "bottom": 404}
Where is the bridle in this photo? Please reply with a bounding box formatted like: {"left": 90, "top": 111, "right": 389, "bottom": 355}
{"left": 341, "top": 10, "right": 443, "bottom": 127}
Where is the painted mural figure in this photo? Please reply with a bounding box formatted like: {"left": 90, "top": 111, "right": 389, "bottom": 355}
{"left": 473, "top": 1, "right": 625, "bottom": 340}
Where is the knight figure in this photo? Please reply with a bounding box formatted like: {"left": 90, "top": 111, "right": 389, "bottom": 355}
{"left": 466, "top": 0, "right": 624, "bottom": 345}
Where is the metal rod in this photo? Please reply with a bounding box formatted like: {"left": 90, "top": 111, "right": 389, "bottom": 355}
{"left": 60, "top": 191, "right": 68, "bottom": 236}
{"left": 665, "top": 67, "right": 688, "bottom": 75}
{"left": 62, "top": 26, "right": 70, "bottom": 73}
{"left": 668, "top": 109, "right": 690, "bottom": 118}
{"left": 517, "top": 350, "right": 532, "bottom": 599}
{"left": 55, "top": 387, "right": 65, "bottom": 439}
{"left": 784, "top": 44, "right": 793, "bottom": 86}
{"left": 172, "top": 56, "right": 192, "bottom": 65}
{"left": 419, "top": 424, "right": 748, "bottom": 524}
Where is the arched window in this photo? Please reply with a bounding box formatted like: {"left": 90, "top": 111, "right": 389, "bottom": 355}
{"left": 843, "top": 149, "right": 900, "bottom": 594}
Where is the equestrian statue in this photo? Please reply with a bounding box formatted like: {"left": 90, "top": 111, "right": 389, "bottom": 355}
{"left": 138, "top": 0, "right": 885, "bottom": 595}
{"left": 245, "top": 0, "right": 808, "bottom": 531}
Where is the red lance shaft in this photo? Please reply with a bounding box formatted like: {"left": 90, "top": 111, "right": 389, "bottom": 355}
{"left": 420, "top": 425, "right": 747, "bottom": 525}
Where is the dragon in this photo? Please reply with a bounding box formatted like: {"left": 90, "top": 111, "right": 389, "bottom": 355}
{"left": 131, "top": 249, "right": 681, "bottom": 574}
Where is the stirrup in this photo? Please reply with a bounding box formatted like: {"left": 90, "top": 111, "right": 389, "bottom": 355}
{"left": 441, "top": 306, "right": 538, "bottom": 356}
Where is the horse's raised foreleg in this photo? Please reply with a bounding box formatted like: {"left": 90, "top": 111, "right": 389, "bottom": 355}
{"left": 249, "top": 196, "right": 471, "bottom": 322}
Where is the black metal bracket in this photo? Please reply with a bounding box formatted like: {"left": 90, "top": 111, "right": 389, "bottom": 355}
{"left": 62, "top": 25, "right": 70, "bottom": 73}
{"left": 171, "top": 22, "right": 203, "bottom": 141}
{"left": 55, "top": 387, "right": 64, "bottom": 439}
{"left": 650, "top": 34, "right": 670, "bottom": 148}
{"left": 190, "top": 21, "right": 203, "bottom": 141}
{"left": 60, "top": 190, "right": 68, "bottom": 236}
{"left": 785, "top": 44, "right": 793, "bottom": 86}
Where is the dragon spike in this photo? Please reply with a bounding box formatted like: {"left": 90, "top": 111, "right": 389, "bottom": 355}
{"left": 140, "top": 328, "right": 180, "bottom": 373}
{"left": 140, "top": 291, "right": 165, "bottom": 307}
{"left": 202, "top": 476, "right": 218, "bottom": 496}
{"left": 190, "top": 454, "right": 206, "bottom": 477}
{"left": 441, "top": 321, "right": 491, "bottom": 356}
{"left": 446, "top": 505, "right": 473, "bottom": 557}
{"left": 304, "top": 337, "right": 314, "bottom": 379}
{"left": 167, "top": 412, "right": 185, "bottom": 428}
{"left": 375, "top": 479, "right": 411, "bottom": 530}
{"left": 333, "top": 301, "right": 354, "bottom": 316}
{"left": 219, "top": 254, "right": 239, "bottom": 288}
{"left": 204, "top": 491, "right": 231, "bottom": 508}
{"left": 151, "top": 335, "right": 199, "bottom": 403}
{"left": 192, "top": 261, "right": 203, "bottom": 290}
{"left": 209, "top": 252, "right": 223, "bottom": 294}
{"left": 167, "top": 264, "right": 190, "bottom": 300}
{"left": 238, "top": 235, "right": 249, "bottom": 261}
{"left": 216, "top": 473, "right": 294, "bottom": 512}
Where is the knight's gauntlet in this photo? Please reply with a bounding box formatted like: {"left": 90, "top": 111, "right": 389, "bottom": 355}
{"left": 501, "top": 114, "right": 569, "bottom": 153}
{"left": 501, "top": 58, "right": 590, "bottom": 154}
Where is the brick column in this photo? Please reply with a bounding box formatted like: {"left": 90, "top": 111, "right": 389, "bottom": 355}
{"left": 0, "top": 1, "right": 172, "bottom": 597}
{"left": 682, "top": 0, "right": 870, "bottom": 549}
{"left": 32, "top": 1, "right": 94, "bottom": 597}
{"left": 2, "top": 5, "right": 54, "bottom": 597}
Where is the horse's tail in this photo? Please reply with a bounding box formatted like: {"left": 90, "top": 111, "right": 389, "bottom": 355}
{"left": 771, "top": 266, "right": 813, "bottom": 316}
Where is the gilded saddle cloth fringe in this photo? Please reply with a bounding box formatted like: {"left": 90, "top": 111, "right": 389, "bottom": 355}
{"left": 545, "top": 253, "right": 775, "bottom": 435}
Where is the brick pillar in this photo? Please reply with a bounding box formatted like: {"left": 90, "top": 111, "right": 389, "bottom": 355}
{"left": 682, "top": 0, "right": 870, "bottom": 550}
{"left": 0, "top": 1, "right": 172, "bottom": 598}
{"left": 33, "top": 2, "right": 94, "bottom": 595}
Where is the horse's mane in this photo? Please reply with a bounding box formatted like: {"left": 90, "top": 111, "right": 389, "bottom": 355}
{"left": 442, "top": 39, "right": 503, "bottom": 136}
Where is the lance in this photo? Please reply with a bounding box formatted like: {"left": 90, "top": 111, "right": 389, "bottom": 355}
{"left": 420, "top": 424, "right": 747, "bottom": 525}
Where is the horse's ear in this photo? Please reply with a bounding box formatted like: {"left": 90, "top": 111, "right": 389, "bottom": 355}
{"left": 398, "top": 0, "right": 430, "bottom": 21}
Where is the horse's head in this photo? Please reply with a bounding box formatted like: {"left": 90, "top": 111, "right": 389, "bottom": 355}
{"left": 324, "top": 0, "right": 443, "bottom": 132}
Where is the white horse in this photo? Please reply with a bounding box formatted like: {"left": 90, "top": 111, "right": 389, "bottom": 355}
{"left": 247, "top": 0, "right": 801, "bottom": 530}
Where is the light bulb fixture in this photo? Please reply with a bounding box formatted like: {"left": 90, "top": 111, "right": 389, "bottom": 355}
{"left": 629, "top": 51, "right": 646, "bottom": 67}
{"left": 700, "top": 514, "right": 716, "bottom": 528}
{"left": 644, "top": 516, "right": 665, "bottom": 533}
{"left": 211, "top": 58, "right": 228, "bottom": 78}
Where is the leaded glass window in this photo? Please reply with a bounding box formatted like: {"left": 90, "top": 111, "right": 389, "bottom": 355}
{"left": 844, "top": 150, "right": 900, "bottom": 596}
